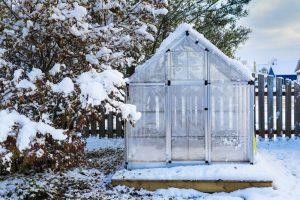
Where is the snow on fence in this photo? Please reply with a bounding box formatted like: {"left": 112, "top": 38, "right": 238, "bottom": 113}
{"left": 82, "top": 74, "right": 300, "bottom": 139}
{"left": 255, "top": 74, "right": 300, "bottom": 139}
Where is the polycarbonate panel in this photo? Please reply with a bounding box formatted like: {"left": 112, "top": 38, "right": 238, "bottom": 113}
{"left": 169, "top": 37, "right": 205, "bottom": 81}
{"left": 210, "top": 53, "right": 250, "bottom": 82}
{"left": 127, "top": 85, "right": 166, "bottom": 162}
{"left": 171, "top": 85, "right": 206, "bottom": 161}
{"left": 172, "top": 37, "right": 202, "bottom": 52}
{"left": 209, "top": 53, "right": 230, "bottom": 81}
{"left": 130, "top": 54, "right": 167, "bottom": 83}
{"left": 210, "top": 83, "right": 251, "bottom": 162}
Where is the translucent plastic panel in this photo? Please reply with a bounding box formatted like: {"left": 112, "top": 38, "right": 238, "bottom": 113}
{"left": 172, "top": 37, "right": 202, "bottom": 52}
{"left": 209, "top": 54, "right": 249, "bottom": 82}
{"left": 168, "top": 37, "right": 205, "bottom": 81}
{"left": 127, "top": 85, "right": 166, "bottom": 162}
{"left": 210, "top": 84, "right": 251, "bottom": 162}
{"left": 209, "top": 53, "right": 230, "bottom": 81}
{"left": 130, "top": 54, "right": 167, "bottom": 83}
{"left": 171, "top": 85, "right": 206, "bottom": 161}
{"left": 170, "top": 51, "right": 205, "bottom": 81}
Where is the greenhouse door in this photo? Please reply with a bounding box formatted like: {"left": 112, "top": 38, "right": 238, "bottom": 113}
{"left": 170, "top": 84, "right": 206, "bottom": 162}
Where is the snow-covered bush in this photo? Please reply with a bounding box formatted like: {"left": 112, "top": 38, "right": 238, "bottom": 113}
{"left": 0, "top": 0, "right": 167, "bottom": 173}
{"left": 0, "top": 109, "right": 84, "bottom": 174}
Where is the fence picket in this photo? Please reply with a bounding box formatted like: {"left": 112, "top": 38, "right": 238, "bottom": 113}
{"left": 99, "top": 117, "right": 106, "bottom": 135}
{"left": 276, "top": 78, "right": 283, "bottom": 137}
{"left": 116, "top": 113, "right": 123, "bottom": 137}
{"left": 294, "top": 82, "right": 300, "bottom": 136}
{"left": 285, "top": 80, "right": 292, "bottom": 137}
{"left": 107, "top": 112, "right": 114, "bottom": 137}
{"left": 258, "top": 74, "right": 265, "bottom": 138}
{"left": 91, "top": 115, "right": 97, "bottom": 135}
{"left": 267, "top": 76, "right": 274, "bottom": 138}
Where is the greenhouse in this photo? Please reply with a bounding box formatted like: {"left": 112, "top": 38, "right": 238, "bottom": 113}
{"left": 125, "top": 23, "right": 255, "bottom": 169}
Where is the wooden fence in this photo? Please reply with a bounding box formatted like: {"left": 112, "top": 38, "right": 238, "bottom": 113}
{"left": 84, "top": 74, "right": 300, "bottom": 139}
{"left": 81, "top": 113, "right": 124, "bottom": 138}
{"left": 255, "top": 74, "right": 300, "bottom": 138}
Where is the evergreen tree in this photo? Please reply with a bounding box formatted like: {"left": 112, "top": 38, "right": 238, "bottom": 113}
{"left": 147, "top": 0, "right": 251, "bottom": 62}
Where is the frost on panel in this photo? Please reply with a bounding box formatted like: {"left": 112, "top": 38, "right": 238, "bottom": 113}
{"left": 127, "top": 85, "right": 166, "bottom": 162}
{"left": 130, "top": 54, "right": 167, "bottom": 83}
{"left": 210, "top": 84, "right": 250, "bottom": 161}
{"left": 170, "top": 37, "right": 205, "bottom": 81}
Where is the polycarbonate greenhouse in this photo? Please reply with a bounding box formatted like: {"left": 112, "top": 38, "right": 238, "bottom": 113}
{"left": 125, "top": 24, "right": 254, "bottom": 169}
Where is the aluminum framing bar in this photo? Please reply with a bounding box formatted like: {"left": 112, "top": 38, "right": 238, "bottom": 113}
{"left": 205, "top": 49, "right": 211, "bottom": 163}
{"left": 249, "top": 84, "right": 255, "bottom": 163}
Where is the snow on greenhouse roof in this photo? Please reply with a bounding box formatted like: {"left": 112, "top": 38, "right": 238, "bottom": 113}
{"left": 132, "top": 23, "right": 253, "bottom": 81}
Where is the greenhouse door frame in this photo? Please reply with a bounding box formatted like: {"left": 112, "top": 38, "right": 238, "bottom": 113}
{"left": 165, "top": 49, "right": 210, "bottom": 165}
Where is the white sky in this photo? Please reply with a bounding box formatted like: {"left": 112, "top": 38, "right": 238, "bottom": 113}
{"left": 236, "top": 0, "right": 300, "bottom": 74}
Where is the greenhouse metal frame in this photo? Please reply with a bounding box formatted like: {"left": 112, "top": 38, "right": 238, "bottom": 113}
{"left": 125, "top": 24, "right": 254, "bottom": 169}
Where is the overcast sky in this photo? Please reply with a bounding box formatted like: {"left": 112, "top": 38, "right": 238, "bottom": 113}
{"left": 236, "top": 0, "right": 300, "bottom": 73}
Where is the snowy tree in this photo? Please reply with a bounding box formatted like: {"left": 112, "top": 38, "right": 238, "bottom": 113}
{"left": 147, "top": 0, "right": 251, "bottom": 59}
{"left": 0, "top": 0, "right": 167, "bottom": 173}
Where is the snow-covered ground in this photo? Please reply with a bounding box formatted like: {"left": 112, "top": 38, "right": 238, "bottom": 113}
{"left": 150, "top": 137, "right": 300, "bottom": 200}
{"left": 0, "top": 137, "right": 299, "bottom": 199}
{"left": 85, "top": 136, "right": 124, "bottom": 151}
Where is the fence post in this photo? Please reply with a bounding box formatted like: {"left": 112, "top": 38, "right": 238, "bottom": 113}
{"left": 99, "top": 116, "right": 106, "bottom": 136}
{"left": 116, "top": 113, "right": 123, "bottom": 137}
{"left": 276, "top": 77, "right": 283, "bottom": 137}
{"left": 267, "top": 76, "right": 274, "bottom": 139}
{"left": 294, "top": 82, "right": 300, "bottom": 136}
{"left": 83, "top": 122, "right": 90, "bottom": 137}
{"left": 107, "top": 112, "right": 114, "bottom": 137}
{"left": 285, "top": 80, "right": 292, "bottom": 138}
{"left": 90, "top": 115, "right": 97, "bottom": 135}
{"left": 258, "top": 74, "right": 265, "bottom": 138}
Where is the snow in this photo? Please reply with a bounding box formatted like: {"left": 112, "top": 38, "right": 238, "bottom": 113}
{"left": 67, "top": 3, "right": 87, "bottom": 20}
{"left": 49, "top": 63, "right": 63, "bottom": 75}
{"left": 135, "top": 24, "right": 155, "bottom": 41}
{"left": 1, "top": 137, "right": 300, "bottom": 199}
{"left": 85, "top": 136, "right": 124, "bottom": 151}
{"left": 16, "top": 79, "right": 36, "bottom": 90}
{"left": 12, "top": 69, "right": 24, "bottom": 82}
{"left": 132, "top": 23, "right": 253, "bottom": 82}
{"left": 96, "top": 47, "right": 112, "bottom": 57}
{"left": 113, "top": 154, "right": 272, "bottom": 181}
{"left": 0, "top": 48, "right": 7, "bottom": 66}
{"left": 143, "top": 5, "right": 168, "bottom": 15}
{"left": 76, "top": 69, "right": 125, "bottom": 108}
{"left": 69, "top": 22, "right": 89, "bottom": 37}
{"left": 119, "top": 104, "right": 141, "bottom": 122}
{"left": 48, "top": 77, "right": 74, "bottom": 96}
{"left": 0, "top": 48, "right": 6, "bottom": 56}
{"left": 0, "top": 109, "right": 66, "bottom": 151}
{"left": 27, "top": 68, "right": 44, "bottom": 82}
{"left": 113, "top": 137, "right": 300, "bottom": 199}
{"left": 35, "top": 149, "right": 44, "bottom": 158}
{"left": 50, "top": 2, "right": 87, "bottom": 21}
{"left": 85, "top": 53, "right": 99, "bottom": 65}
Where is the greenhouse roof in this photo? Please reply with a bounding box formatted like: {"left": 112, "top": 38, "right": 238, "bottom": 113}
{"left": 132, "top": 23, "right": 253, "bottom": 81}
